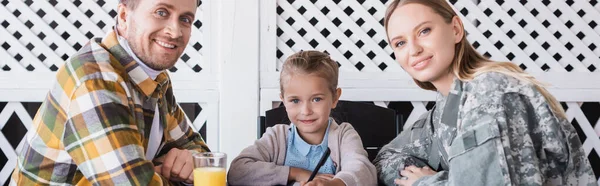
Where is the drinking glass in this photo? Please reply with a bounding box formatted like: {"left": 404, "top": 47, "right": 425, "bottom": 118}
{"left": 193, "top": 152, "right": 227, "bottom": 186}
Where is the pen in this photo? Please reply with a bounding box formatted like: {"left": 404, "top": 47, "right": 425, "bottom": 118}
{"left": 307, "top": 147, "right": 331, "bottom": 182}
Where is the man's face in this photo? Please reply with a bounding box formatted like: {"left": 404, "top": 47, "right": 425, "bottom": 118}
{"left": 118, "top": 0, "right": 197, "bottom": 70}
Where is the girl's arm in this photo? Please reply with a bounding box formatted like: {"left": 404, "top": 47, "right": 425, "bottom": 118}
{"left": 227, "top": 125, "right": 291, "bottom": 185}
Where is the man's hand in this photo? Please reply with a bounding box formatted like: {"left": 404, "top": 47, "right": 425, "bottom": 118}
{"left": 156, "top": 148, "right": 194, "bottom": 183}
{"left": 394, "top": 166, "right": 436, "bottom": 186}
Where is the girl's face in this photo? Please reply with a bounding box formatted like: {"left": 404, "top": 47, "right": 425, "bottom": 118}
{"left": 387, "top": 3, "right": 463, "bottom": 83}
{"left": 280, "top": 73, "right": 341, "bottom": 138}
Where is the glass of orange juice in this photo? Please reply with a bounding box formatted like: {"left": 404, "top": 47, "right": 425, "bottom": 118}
{"left": 193, "top": 152, "right": 227, "bottom": 186}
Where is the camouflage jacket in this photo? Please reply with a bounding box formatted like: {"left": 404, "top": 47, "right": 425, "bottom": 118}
{"left": 374, "top": 72, "right": 596, "bottom": 186}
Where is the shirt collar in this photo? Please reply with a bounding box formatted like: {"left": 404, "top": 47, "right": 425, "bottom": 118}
{"left": 290, "top": 118, "right": 332, "bottom": 156}
{"left": 99, "top": 29, "right": 169, "bottom": 97}
{"left": 114, "top": 26, "right": 162, "bottom": 80}
{"left": 435, "top": 77, "right": 462, "bottom": 105}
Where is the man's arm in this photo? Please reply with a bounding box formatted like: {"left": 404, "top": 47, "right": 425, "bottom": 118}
{"left": 153, "top": 89, "right": 210, "bottom": 184}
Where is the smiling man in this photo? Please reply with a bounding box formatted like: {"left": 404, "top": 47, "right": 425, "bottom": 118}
{"left": 11, "top": 0, "right": 209, "bottom": 185}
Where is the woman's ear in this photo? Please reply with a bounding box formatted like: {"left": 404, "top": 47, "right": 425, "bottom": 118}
{"left": 331, "top": 88, "right": 342, "bottom": 109}
{"left": 451, "top": 16, "right": 464, "bottom": 43}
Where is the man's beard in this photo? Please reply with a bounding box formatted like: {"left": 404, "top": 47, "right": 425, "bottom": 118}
{"left": 127, "top": 24, "right": 179, "bottom": 71}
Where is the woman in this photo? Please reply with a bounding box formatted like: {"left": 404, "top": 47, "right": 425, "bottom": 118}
{"left": 373, "top": 0, "right": 596, "bottom": 185}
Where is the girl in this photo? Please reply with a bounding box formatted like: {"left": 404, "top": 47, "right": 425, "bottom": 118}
{"left": 228, "top": 50, "right": 377, "bottom": 186}
{"left": 374, "top": 0, "right": 596, "bottom": 185}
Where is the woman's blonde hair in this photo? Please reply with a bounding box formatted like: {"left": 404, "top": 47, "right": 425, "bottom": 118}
{"left": 280, "top": 50, "right": 339, "bottom": 96}
{"left": 384, "top": 0, "right": 566, "bottom": 119}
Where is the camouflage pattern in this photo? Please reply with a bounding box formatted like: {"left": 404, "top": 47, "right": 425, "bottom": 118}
{"left": 374, "top": 72, "right": 596, "bottom": 186}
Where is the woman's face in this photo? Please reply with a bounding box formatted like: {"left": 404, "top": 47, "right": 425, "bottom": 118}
{"left": 386, "top": 3, "right": 463, "bottom": 83}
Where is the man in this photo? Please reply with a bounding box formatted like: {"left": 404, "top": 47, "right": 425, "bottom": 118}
{"left": 11, "top": 0, "right": 208, "bottom": 185}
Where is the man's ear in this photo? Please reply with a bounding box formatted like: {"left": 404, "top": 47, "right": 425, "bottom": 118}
{"left": 117, "top": 4, "right": 129, "bottom": 35}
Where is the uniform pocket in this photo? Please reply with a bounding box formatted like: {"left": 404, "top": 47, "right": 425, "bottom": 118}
{"left": 447, "top": 123, "right": 505, "bottom": 185}
{"left": 409, "top": 119, "right": 432, "bottom": 148}
{"left": 448, "top": 123, "right": 500, "bottom": 159}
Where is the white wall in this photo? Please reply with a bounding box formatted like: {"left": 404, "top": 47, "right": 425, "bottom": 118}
{"left": 218, "top": 0, "right": 260, "bottom": 167}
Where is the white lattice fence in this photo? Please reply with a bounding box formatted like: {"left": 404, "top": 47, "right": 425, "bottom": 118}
{"left": 259, "top": 0, "right": 600, "bottom": 183}
{"left": 0, "top": 101, "right": 213, "bottom": 185}
{"left": 0, "top": 0, "right": 210, "bottom": 74}
{"left": 0, "top": 0, "right": 219, "bottom": 185}
{"left": 267, "top": 0, "right": 599, "bottom": 73}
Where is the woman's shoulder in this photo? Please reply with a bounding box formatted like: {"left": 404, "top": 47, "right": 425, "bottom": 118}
{"left": 467, "top": 71, "right": 536, "bottom": 96}
{"left": 461, "top": 71, "right": 549, "bottom": 112}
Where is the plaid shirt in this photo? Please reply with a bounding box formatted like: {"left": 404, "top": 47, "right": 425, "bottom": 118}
{"left": 11, "top": 31, "right": 210, "bottom": 185}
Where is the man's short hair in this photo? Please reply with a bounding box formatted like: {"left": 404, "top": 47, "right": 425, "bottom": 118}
{"left": 120, "top": 0, "right": 201, "bottom": 10}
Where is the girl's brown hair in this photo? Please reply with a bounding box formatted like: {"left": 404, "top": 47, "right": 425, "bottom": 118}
{"left": 280, "top": 50, "right": 339, "bottom": 96}
{"left": 385, "top": 0, "right": 566, "bottom": 119}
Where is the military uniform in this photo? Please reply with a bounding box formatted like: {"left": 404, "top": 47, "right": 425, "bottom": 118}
{"left": 374, "top": 72, "right": 596, "bottom": 185}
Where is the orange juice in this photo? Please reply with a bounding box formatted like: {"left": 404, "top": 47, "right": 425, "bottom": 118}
{"left": 193, "top": 167, "right": 226, "bottom": 186}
